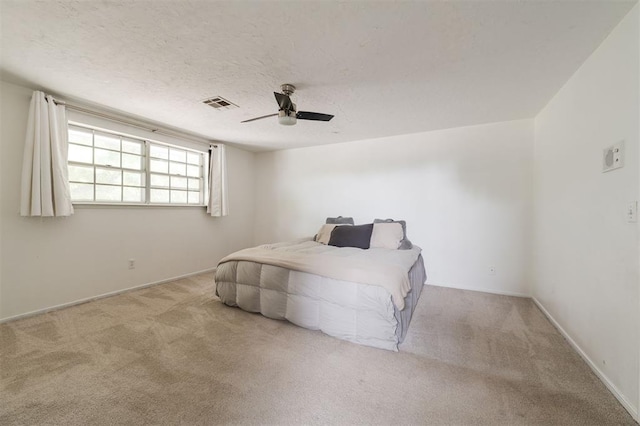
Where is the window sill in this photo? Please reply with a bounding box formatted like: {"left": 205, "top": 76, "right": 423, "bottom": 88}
{"left": 72, "top": 202, "right": 207, "bottom": 208}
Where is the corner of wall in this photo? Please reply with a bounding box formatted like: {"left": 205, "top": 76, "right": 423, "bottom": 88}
{"left": 0, "top": 84, "right": 3, "bottom": 321}
{"left": 637, "top": 2, "right": 640, "bottom": 420}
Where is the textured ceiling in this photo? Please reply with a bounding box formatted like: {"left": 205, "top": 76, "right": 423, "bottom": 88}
{"left": 0, "top": 0, "right": 636, "bottom": 151}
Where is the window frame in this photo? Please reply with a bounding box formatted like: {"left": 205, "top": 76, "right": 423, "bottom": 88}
{"left": 67, "top": 121, "right": 209, "bottom": 207}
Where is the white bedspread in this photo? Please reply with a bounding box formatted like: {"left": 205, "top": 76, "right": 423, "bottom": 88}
{"left": 218, "top": 239, "right": 421, "bottom": 310}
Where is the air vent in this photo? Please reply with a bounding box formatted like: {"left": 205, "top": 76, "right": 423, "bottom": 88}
{"left": 202, "top": 96, "right": 238, "bottom": 111}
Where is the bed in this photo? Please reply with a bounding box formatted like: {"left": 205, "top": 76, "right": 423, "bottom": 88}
{"left": 215, "top": 220, "right": 426, "bottom": 351}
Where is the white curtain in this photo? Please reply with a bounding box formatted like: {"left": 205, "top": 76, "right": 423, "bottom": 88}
{"left": 20, "top": 91, "right": 74, "bottom": 217}
{"left": 207, "top": 144, "right": 228, "bottom": 217}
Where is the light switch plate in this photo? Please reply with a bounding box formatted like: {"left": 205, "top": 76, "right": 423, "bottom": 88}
{"left": 628, "top": 202, "right": 637, "bottom": 223}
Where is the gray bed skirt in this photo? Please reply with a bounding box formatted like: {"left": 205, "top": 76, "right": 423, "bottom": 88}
{"left": 395, "top": 254, "right": 427, "bottom": 344}
{"left": 215, "top": 254, "right": 427, "bottom": 351}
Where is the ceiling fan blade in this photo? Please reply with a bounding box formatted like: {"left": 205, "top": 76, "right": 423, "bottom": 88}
{"left": 274, "top": 92, "right": 293, "bottom": 111}
{"left": 296, "top": 111, "right": 334, "bottom": 121}
{"left": 241, "top": 113, "right": 278, "bottom": 123}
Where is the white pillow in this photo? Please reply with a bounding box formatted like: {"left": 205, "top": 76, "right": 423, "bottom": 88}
{"left": 315, "top": 224, "right": 338, "bottom": 245}
{"left": 370, "top": 222, "right": 404, "bottom": 249}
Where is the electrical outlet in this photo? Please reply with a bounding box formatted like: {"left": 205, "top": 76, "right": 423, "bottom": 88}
{"left": 128, "top": 259, "right": 136, "bottom": 269}
{"left": 488, "top": 266, "right": 496, "bottom": 275}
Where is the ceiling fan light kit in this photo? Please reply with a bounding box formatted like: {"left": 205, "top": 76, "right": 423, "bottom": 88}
{"left": 242, "top": 83, "right": 334, "bottom": 126}
{"left": 278, "top": 110, "right": 297, "bottom": 126}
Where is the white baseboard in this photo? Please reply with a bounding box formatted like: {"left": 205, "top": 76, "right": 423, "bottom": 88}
{"left": 426, "top": 282, "right": 530, "bottom": 298}
{"left": 0, "top": 267, "right": 217, "bottom": 324}
{"left": 532, "top": 297, "right": 639, "bottom": 422}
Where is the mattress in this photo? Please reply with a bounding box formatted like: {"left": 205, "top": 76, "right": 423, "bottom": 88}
{"left": 215, "top": 241, "right": 426, "bottom": 351}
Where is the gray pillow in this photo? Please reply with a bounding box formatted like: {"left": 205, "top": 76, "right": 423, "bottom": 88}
{"left": 326, "top": 216, "right": 355, "bottom": 225}
{"left": 328, "top": 223, "right": 373, "bottom": 249}
{"left": 373, "top": 218, "right": 413, "bottom": 249}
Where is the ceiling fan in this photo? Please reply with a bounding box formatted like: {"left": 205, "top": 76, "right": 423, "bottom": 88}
{"left": 241, "top": 84, "right": 334, "bottom": 126}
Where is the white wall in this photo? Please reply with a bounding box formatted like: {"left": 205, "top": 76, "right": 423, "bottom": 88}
{"left": 254, "top": 120, "right": 533, "bottom": 296}
{"left": 533, "top": 4, "right": 639, "bottom": 417}
{"left": 0, "top": 81, "right": 256, "bottom": 321}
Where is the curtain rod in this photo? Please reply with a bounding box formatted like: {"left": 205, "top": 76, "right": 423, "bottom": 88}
{"left": 51, "top": 97, "right": 216, "bottom": 148}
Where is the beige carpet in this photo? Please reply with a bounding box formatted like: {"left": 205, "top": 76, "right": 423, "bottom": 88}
{"left": 0, "top": 272, "right": 635, "bottom": 425}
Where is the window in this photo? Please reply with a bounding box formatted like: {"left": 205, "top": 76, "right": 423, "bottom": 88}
{"left": 67, "top": 124, "right": 207, "bottom": 205}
